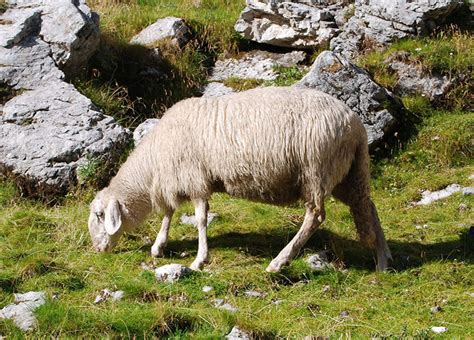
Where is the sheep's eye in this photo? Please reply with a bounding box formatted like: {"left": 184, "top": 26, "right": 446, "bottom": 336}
{"left": 96, "top": 212, "right": 104, "bottom": 220}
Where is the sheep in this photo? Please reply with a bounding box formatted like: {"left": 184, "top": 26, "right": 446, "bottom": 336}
{"left": 88, "top": 86, "right": 392, "bottom": 272}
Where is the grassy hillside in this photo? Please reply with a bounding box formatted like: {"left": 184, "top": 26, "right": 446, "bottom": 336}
{"left": 1, "top": 0, "right": 473, "bottom": 338}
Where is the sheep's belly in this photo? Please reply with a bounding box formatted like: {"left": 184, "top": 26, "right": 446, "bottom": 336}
{"left": 220, "top": 176, "right": 302, "bottom": 205}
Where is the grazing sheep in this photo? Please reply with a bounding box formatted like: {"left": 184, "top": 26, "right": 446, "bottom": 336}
{"left": 88, "top": 87, "right": 392, "bottom": 272}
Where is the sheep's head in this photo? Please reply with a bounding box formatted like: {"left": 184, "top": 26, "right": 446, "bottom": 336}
{"left": 88, "top": 189, "right": 124, "bottom": 252}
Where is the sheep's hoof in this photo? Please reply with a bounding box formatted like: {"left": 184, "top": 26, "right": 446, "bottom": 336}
{"left": 190, "top": 258, "right": 207, "bottom": 271}
{"left": 151, "top": 245, "right": 165, "bottom": 258}
{"left": 265, "top": 260, "right": 284, "bottom": 273}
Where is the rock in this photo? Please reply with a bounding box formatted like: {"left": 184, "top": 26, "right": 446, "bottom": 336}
{"left": 295, "top": 50, "right": 401, "bottom": 148}
{"left": 180, "top": 212, "right": 218, "bottom": 227}
{"left": 3, "top": 0, "right": 100, "bottom": 77}
{"left": 209, "top": 50, "right": 306, "bottom": 82}
{"left": 202, "top": 82, "right": 235, "bottom": 97}
{"left": 0, "top": 291, "right": 46, "bottom": 331}
{"left": 431, "top": 326, "right": 448, "bottom": 334}
{"left": 130, "top": 17, "right": 190, "bottom": 47}
{"left": 213, "top": 298, "right": 238, "bottom": 312}
{"left": 244, "top": 290, "right": 265, "bottom": 298}
{"left": 331, "top": 0, "right": 466, "bottom": 59}
{"left": 385, "top": 52, "right": 451, "bottom": 101}
{"left": 0, "top": 82, "right": 131, "bottom": 198}
{"left": 306, "top": 251, "right": 331, "bottom": 271}
{"left": 93, "top": 289, "right": 125, "bottom": 304}
{"left": 339, "top": 310, "right": 350, "bottom": 318}
{"left": 462, "top": 187, "right": 474, "bottom": 195}
{"left": 415, "top": 184, "right": 461, "bottom": 206}
{"left": 431, "top": 305, "right": 442, "bottom": 313}
{"left": 202, "top": 285, "right": 213, "bottom": 293}
{"left": 133, "top": 118, "right": 160, "bottom": 145}
{"left": 154, "top": 264, "right": 192, "bottom": 283}
{"left": 226, "top": 326, "right": 251, "bottom": 340}
{"left": 235, "top": 0, "right": 341, "bottom": 49}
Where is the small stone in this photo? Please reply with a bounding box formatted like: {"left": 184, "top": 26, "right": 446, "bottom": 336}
{"left": 432, "top": 136, "right": 441, "bottom": 141}
{"left": 415, "top": 184, "right": 462, "bottom": 206}
{"left": 321, "top": 285, "right": 331, "bottom": 293}
{"left": 468, "top": 174, "right": 474, "bottom": 181}
{"left": 213, "top": 298, "right": 238, "bottom": 312}
{"left": 430, "top": 305, "right": 442, "bottom": 313}
{"left": 306, "top": 251, "right": 331, "bottom": 271}
{"left": 202, "top": 285, "right": 213, "bottom": 293}
{"left": 459, "top": 203, "right": 467, "bottom": 211}
{"left": 179, "top": 251, "right": 190, "bottom": 258}
{"left": 130, "top": 17, "right": 190, "bottom": 47}
{"left": 154, "top": 264, "right": 192, "bottom": 283}
{"left": 141, "top": 262, "right": 154, "bottom": 271}
{"left": 244, "top": 290, "right": 265, "bottom": 298}
{"left": 469, "top": 292, "right": 474, "bottom": 297}
{"left": 339, "top": 310, "right": 350, "bottom": 318}
{"left": 271, "top": 299, "right": 284, "bottom": 305}
{"left": 226, "top": 326, "right": 251, "bottom": 340}
{"left": 111, "top": 290, "right": 124, "bottom": 301}
{"left": 93, "top": 294, "right": 104, "bottom": 304}
{"left": 0, "top": 291, "right": 46, "bottom": 331}
{"left": 462, "top": 187, "right": 474, "bottom": 196}
{"left": 431, "top": 326, "right": 448, "bottom": 334}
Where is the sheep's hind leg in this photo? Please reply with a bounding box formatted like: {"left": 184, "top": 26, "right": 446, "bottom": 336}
{"left": 190, "top": 198, "right": 209, "bottom": 270}
{"left": 151, "top": 209, "right": 174, "bottom": 257}
{"left": 332, "top": 184, "right": 392, "bottom": 271}
{"left": 266, "top": 201, "right": 325, "bottom": 273}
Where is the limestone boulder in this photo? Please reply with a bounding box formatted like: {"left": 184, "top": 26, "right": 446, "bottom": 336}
{"left": 130, "top": 17, "right": 191, "bottom": 47}
{"left": 295, "top": 51, "right": 403, "bottom": 148}
{"left": 4, "top": 0, "right": 100, "bottom": 77}
{"left": 331, "top": 0, "right": 467, "bottom": 59}
{"left": 235, "top": 0, "right": 341, "bottom": 49}
{"left": 0, "top": 82, "right": 131, "bottom": 198}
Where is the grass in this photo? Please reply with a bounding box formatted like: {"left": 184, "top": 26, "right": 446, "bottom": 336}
{"left": 1, "top": 1, "right": 473, "bottom": 338}
{"left": 73, "top": 0, "right": 245, "bottom": 128}
{"left": 1, "top": 107, "right": 473, "bottom": 337}
{"left": 358, "top": 27, "right": 473, "bottom": 111}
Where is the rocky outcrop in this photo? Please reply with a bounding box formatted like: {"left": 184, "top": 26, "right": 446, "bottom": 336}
{"left": 0, "top": 82, "right": 130, "bottom": 198}
{"left": 209, "top": 50, "right": 306, "bottom": 81}
{"left": 235, "top": 0, "right": 342, "bottom": 49}
{"left": 385, "top": 52, "right": 451, "bottom": 101}
{"left": 130, "top": 16, "right": 191, "bottom": 48}
{"left": 0, "top": 1, "right": 130, "bottom": 199}
{"left": 296, "top": 51, "right": 402, "bottom": 148}
{"left": 0, "top": 292, "right": 46, "bottom": 331}
{"left": 2, "top": 0, "right": 100, "bottom": 78}
{"left": 202, "top": 50, "right": 305, "bottom": 97}
{"left": 331, "top": 0, "right": 466, "bottom": 59}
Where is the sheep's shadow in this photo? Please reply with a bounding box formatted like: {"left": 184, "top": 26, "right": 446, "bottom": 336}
{"left": 160, "top": 227, "right": 473, "bottom": 271}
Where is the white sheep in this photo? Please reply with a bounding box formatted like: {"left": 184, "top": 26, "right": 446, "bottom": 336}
{"left": 88, "top": 87, "right": 392, "bottom": 272}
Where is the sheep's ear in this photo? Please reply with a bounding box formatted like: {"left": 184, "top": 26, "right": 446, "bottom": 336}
{"left": 104, "top": 199, "right": 122, "bottom": 236}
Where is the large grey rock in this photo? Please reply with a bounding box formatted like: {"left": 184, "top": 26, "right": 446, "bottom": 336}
{"left": 331, "top": 0, "right": 466, "bottom": 59}
{"left": 385, "top": 52, "right": 451, "bottom": 101}
{"left": 296, "top": 51, "right": 401, "bottom": 148}
{"left": 414, "top": 183, "right": 461, "bottom": 206}
{"left": 133, "top": 118, "right": 160, "bottom": 146}
{"left": 209, "top": 50, "right": 306, "bottom": 81}
{"left": 235, "top": 0, "right": 341, "bottom": 49}
{"left": 130, "top": 17, "right": 190, "bottom": 47}
{"left": 201, "top": 82, "right": 235, "bottom": 97}
{"left": 0, "top": 292, "right": 46, "bottom": 331}
{"left": 0, "top": 82, "right": 131, "bottom": 198}
{"left": 4, "top": 0, "right": 100, "bottom": 77}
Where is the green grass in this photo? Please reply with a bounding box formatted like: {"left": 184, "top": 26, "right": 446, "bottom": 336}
{"left": 73, "top": 0, "right": 245, "bottom": 128}
{"left": 1, "top": 109, "right": 473, "bottom": 337}
{"left": 1, "top": 1, "right": 473, "bottom": 337}
{"left": 358, "top": 27, "right": 473, "bottom": 111}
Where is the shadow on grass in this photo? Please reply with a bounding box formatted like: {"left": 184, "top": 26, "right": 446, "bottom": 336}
{"left": 161, "top": 227, "right": 473, "bottom": 272}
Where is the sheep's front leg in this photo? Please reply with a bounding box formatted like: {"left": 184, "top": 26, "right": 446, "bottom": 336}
{"left": 151, "top": 210, "right": 174, "bottom": 257}
{"left": 190, "top": 198, "right": 209, "bottom": 270}
{"left": 266, "top": 201, "right": 325, "bottom": 273}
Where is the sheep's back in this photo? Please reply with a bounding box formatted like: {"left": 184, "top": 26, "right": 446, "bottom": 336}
{"left": 154, "top": 87, "right": 365, "bottom": 204}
